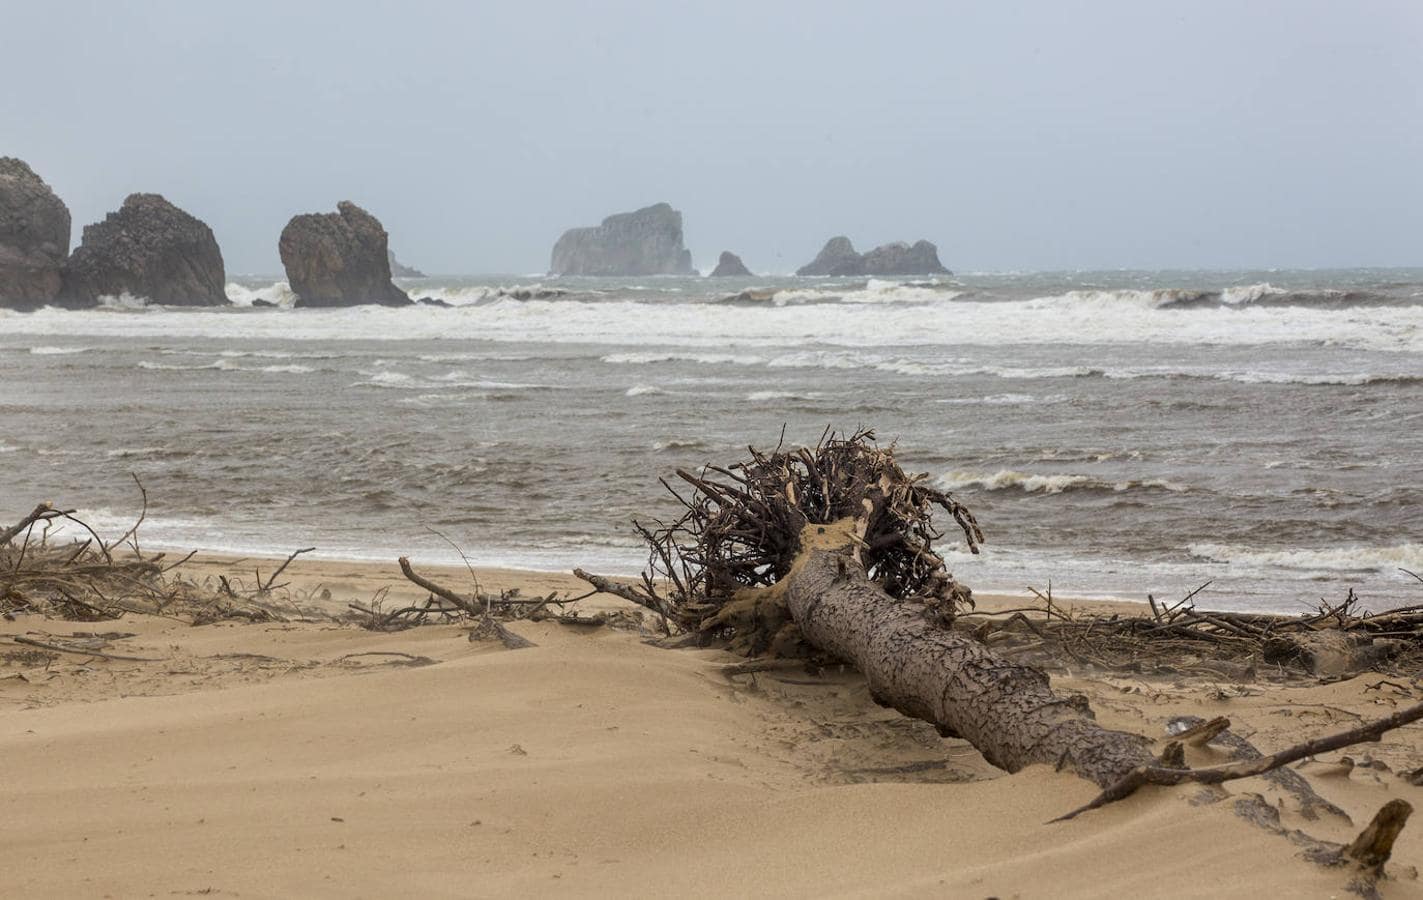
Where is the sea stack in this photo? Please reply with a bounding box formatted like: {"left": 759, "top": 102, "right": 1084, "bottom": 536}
{"left": 59, "top": 193, "right": 227, "bottom": 307}
{"left": 279, "top": 202, "right": 410, "bottom": 307}
{"left": 549, "top": 203, "right": 695, "bottom": 276}
{"left": 708, "top": 251, "right": 752, "bottom": 277}
{"left": 0, "top": 157, "right": 71, "bottom": 308}
{"left": 796, "top": 236, "right": 950, "bottom": 277}
{"left": 795, "top": 236, "right": 862, "bottom": 276}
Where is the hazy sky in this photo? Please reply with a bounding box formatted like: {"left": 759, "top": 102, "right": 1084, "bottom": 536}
{"left": 5, "top": 1, "right": 1421, "bottom": 274}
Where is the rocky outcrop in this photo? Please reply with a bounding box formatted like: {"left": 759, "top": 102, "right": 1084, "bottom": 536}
{"left": 795, "top": 236, "right": 862, "bottom": 276}
{"left": 0, "top": 158, "right": 71, "bottom": 308}
{"left": 796, "top": 236, "right": 950, "bottom": 277}
{"left": 549, "top": 203, "right": 694, "bottom": 276}
{"left": 387, "top": 250, "right": 425, "bottom": 278}
{"left": 59, "top": 193, "right": 226, "bottom": 307}
{"left": 708, "top": 250, "right": 752, "bottom": 277}
{"left": 860, "top": 240, "right": 950, "bottom": 276}
{"left": 278, "top": 202, "right": 410, "bottom": 307}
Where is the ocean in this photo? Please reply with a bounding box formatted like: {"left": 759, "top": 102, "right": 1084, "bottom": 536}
{"left": 2, "top": 268, "right": 1421, "bottom": 614}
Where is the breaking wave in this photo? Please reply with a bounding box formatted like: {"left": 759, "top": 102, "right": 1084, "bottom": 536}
{"left": 939, "top": 469, "right": 1191, "bottom": 495}
{"left": 137, "top": 358, "right": 316, "bottom": 374}
{"left": 602, "top": 351, "right": 767, "bottom": 366}
{"left": 352, "top": 369, "right": 556, "bottom": 391}
{"left": 225, "top": 281, "right": 296, "bottom": 308}
{"left": 1188, "top": 542, "right": 1423, "bottom": 573}
{"left": 1037, "top": 283, "right": 1394, "bottom": 310}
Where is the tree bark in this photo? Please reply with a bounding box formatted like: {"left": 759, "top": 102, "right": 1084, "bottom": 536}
{"left": 783, "top": 524, "right": 1156, "bottom": 788}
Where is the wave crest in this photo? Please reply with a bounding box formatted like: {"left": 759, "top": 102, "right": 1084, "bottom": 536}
{"left": 939, "top": 469, "right": 1190, "bottom": 495}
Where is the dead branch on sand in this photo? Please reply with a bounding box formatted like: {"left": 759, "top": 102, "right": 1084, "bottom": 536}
{"left": 1, "top": 491, "right": 318, "bottom": 626}
{"left": 385, "top": 556, "right": 609, "bottom": 648}
{"left": 967, "top": 581, "right": 1423, "bottom": 680}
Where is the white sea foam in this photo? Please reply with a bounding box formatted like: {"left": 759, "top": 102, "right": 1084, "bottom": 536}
{"left": 939, "top": 469, "right": 1190, "bottom": 494}
{"left": 254, "top": 363, "right": 316, "bottom": 374}
{"left": 29, "top": 345, "right": 90, "bottom": 355}
{"left": 652, "top": 438, "right": 705, "bottom": 451}
{"left": 766, "top": 350, "right": 869, "bottom": 369}
{"left": 225, "top": 281, "right": 296, "bottom": 307}
{"left": 355, "top": 369, "right": 551, "bottom": 391}
{"left": 935, "top": 393, "right": 1066, "bottom": 405}
{"left": 416, "top": 352, "right": 538, "bottom": 363}
{"left": 626, "top": 384, "right": 666, "bottom": 396}
{"left": 138, "top": 358, "right": 315, "bottom": 374}
{"left": 1188, "top": 542, "right": 1423, "bottom": 573}
{"left": 4, "top": 282, "right": 1421, "bottom": 355}
{"left": 603, "top": 351, "right": 767, "bottom": 366}
{"left": 1220, "top": 282, "right": 1287, "bottom": 305}
{"left": 767, "top": 280, "right": 964, "bottom": 307}
{"left": 746, "top": 390, "right": 818, "bottom": 402}
{"left": 360, "top": 370, "right": 417, "bottom": 387}
{"left": 97, "top": 292, "right": 150, "bottom": 309}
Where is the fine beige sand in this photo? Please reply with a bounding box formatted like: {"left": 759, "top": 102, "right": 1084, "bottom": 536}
{"left": 5, "top": 554, "right": 1423, "bottom": 897}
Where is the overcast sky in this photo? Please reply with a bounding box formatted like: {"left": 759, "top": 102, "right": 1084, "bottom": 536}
{"left": 4, "top": 1, "right": 1421, "bottom": 274}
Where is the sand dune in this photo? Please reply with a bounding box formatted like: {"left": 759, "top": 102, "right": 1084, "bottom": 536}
{"left": 4, "top": 556, "right": 1423, "bottom": 897}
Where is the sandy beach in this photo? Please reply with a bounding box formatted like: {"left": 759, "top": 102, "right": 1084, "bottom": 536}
{"left": 5, "top": 552, "right": 1423, "bottom": 898}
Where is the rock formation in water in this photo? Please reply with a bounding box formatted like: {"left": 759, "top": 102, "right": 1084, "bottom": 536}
{"left": 278, "top": 202, "right": 411, "bottom": 307}
{"left": 59, "top": 193, "right": 227, "bottom": 307}
{"left": 796, "top": 236, "right": 950, "bottom": 277}
{"left": 795, "top": 236, "right": 862, "bottom": 276}
{"left": 387, "top": 249, "right": 426, "bottom": 278}
{"left": 0, "top": 157, "right": 71, "bottom": 308}
{"left": 859, "top": 240, "right": 951, "bottom": 276}
{"left": 708, "top": 250, "right": 752, "bottom": 277}
{"left": 549, "top": 203, "right": 695, "bottom": 276}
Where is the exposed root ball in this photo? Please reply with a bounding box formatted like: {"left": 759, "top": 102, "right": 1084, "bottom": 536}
{"left": 636, "top": 428, "right": 983, "bottom": 652}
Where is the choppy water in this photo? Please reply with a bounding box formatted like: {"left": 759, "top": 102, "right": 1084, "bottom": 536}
{"left": 3, "top": 268, "right": 1422, "bottom": 613}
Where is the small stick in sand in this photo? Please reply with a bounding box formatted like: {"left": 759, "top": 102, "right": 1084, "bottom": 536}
{"left": 8, "top": 634, "right": 161, "bottom": 662}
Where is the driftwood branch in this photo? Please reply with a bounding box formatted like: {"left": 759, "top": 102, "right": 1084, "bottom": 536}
{"left": 8, "top": 635, "right": 162, "bottom": 662}
{"left": 258, "top": 546, "right": 316, "bottom": 592}
{"left": 397, "top": 556, "right": 479, "bottom": 614}
{"left": 1054, "top": 700, "right": 1423, "bottom": 821}
{"left": 572, "top": 568, "right": 674, "bottom": 628}
{"left": 0, "top": 502, "right": 61, "bottom": 548}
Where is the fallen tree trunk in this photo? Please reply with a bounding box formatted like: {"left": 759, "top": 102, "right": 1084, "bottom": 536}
{"left": 783, "top": 521, "right": 1156, "bottom": 787}
{"left": 599, "top": 429, "right": 1423, "bottom": 827}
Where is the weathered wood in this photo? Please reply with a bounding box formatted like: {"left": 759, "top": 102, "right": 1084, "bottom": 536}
{"left": 1058, "top": 699, "right": 1423, "bottom": 821}
{"left": 782, "top": 523, "right": 1156, "bottom": 788}
{"left": 0, "top": 502, "right": 59, "bottom": 548}
{"left": 1343, "top": 799, "right": 1412, "bottom": 873}
{"left": 397, "top": 556, "right": 479, "bottom": 614}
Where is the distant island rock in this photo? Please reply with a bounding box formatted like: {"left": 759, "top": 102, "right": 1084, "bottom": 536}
{"left": 708, "top": 250, "right": 752, "bottom": 277}
{"left": 279, "top": 201, "right": 411, "bottom": 307}
{"left": 59, "top": 193, "right": 226, "bottom": 307}
{"left": 550, "top": 202, "right": 695, "bottom": 276}
{"left": 0, "top": 157, "right": 71, "bottom": 308}
{"left": 795, "top": 236, "right": 862, "bottom": 276}
{"left": 387, "top": 250, "right": 426, "bottom": 278}
{"left": 796, "top": 236, "right": 950, "bottom": 276}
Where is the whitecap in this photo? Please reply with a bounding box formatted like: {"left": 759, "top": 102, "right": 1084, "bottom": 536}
{"left": 746, "top": 390, "right": 818, "bottom": 402}
{"left": 939, "top": 469, "right": 1190, "bottom": 495}
{"left": 225, "top": 281, "right": 296, "bottom": 308}
{"left": 1187, "top": 542, "right": 1423, "bottom": 573}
